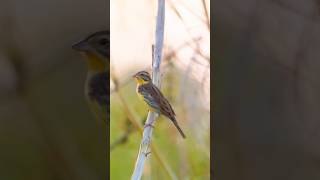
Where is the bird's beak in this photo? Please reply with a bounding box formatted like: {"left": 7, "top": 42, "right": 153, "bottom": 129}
{"left": 72, "top": 39, "right": 90, "bottom": 52}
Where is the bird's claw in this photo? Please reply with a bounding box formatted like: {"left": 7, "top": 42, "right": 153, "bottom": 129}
{"left": 144, "top": 151, "right": 151, "bottom": 157}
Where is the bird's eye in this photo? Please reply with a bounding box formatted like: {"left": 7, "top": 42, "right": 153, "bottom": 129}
{"left": 99, "top": 38, "right": 108, "bottom": 46}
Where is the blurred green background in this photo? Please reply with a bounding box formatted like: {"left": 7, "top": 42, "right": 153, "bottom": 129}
{"left": 0, "top": 0, "right": 108, "bottom": 179}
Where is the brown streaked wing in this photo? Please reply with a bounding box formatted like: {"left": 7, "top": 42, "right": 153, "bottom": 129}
{"left": 148, "top": 84, "right": 176, "bottom": 119}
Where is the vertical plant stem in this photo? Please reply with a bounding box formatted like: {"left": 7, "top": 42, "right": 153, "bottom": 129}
{"left": 131, "top": 0, "right": 177, "bottom": 180}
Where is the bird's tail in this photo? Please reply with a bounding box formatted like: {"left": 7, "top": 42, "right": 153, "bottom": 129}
{"left": 172, "top": 119, "right": 186, "bottom": 139}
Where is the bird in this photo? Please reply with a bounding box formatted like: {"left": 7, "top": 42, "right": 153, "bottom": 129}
{"left": 72, "top": 30, "right": 109, "bottom": 123}
{"left": 133, "top": 71, "right": 186, "bottom": 138}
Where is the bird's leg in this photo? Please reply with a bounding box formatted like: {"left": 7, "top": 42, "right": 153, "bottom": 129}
{"left": 143, "top": 110, "right": 156, "bottom": 129}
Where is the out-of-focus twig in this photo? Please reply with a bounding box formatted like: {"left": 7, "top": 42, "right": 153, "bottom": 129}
{"left": 168, "top": 1, "right": 210, "bottom": 63}
{"left": 110, "top": 119, "right": 134, "bottom": 151}
{"left": 169, "top": 0, "right": 206, "bottom": 24}
{"left": 110, "top": 115, "right": 147, "bottom": 151}
{"left": 201, "top": 0, "right": 210, "bottom": 30}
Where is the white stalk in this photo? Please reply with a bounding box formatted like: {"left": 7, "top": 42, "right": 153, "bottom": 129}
{"left": 131, "top": 0, "right": 165, "bottom": 179}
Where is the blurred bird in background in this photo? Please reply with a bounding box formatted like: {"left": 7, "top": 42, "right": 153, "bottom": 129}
{"left": 133, "top": 71, "right": 186, "bottom": 138}
{"left": 72, "top": 30, "right": 109, "bottom": 123}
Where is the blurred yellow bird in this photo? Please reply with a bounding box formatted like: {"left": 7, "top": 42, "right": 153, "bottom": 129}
{"left": 133, "top": 71, "right": 186, "bottom": 138}
{"left": 72, "top": 30, "right": 109, "bottom": 123}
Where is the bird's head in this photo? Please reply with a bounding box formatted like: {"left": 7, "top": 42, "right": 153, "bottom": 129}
{"left": 133, "top": 71, "right": 152, "bottom": 85}
{"left": 72, "top": 30, "right": 109, "bottom": 72}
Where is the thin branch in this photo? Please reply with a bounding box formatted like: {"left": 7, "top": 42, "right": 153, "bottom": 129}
{"left": 131, "top": 0, "right": 177, "bottom": 180}
{"left": 169, "top": 0, "right": 206, "bottom": 24}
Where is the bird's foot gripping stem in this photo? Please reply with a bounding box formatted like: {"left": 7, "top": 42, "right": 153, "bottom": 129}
{"left": 144, "top": 123, "right": 154, "bottom": 129}
{"left": 143, "top": 151, "right": 151, "bottom": 157}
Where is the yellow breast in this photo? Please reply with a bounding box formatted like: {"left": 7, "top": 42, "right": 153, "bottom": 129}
{"left": 82, "top": 52, "right": 107, "bottom": 72}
